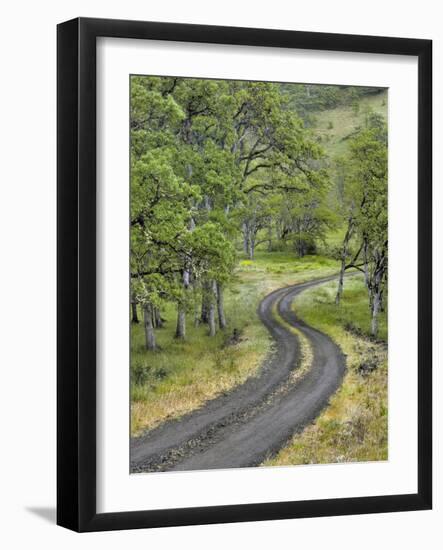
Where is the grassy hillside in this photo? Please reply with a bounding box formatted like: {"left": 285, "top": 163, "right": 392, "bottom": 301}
{"left": 311, "top": 90, "right": 388, "bottom": 157}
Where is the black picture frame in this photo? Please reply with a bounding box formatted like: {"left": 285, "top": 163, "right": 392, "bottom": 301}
{"left": 57, "top": 17, "right": 432, "bottom": 532}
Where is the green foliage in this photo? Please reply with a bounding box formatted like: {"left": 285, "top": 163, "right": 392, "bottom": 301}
{"left": 331, "top": 110, "right": 388, "bottom": 337}
{"left": 130, "top": 74, "right": 388, "bottom": 344}
{"left": 130, "top": 75, "right": 335, "bottom": 344}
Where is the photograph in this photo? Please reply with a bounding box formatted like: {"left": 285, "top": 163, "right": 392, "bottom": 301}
{"left": 129, "top": 76, "right": 388, "bottom": 473}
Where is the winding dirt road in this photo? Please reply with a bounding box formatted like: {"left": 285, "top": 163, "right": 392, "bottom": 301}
{"left": 130, "top": 274, "right": 347, "bottom": 473}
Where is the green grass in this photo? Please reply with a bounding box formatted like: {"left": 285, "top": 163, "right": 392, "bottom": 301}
{"left": 131, "top": 251, "right": 340, "bottom": 436}
{"left": 295, "top": 275, "right": 387, "bottom": 342}
{"left": 264, "top": 275, "right": 388, "bottom": 467}
{"left": 235, "top": 250, "right": 339, "bottom": 294}
{"left": 131, "top": 282, "right": 269, "bottom": 435}
{"left": 311, "top": 90, "right": 388, "bottom": 158}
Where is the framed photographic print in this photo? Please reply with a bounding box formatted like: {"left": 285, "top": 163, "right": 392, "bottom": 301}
{"left": 57, "top": 17, "right": 432, "bottom": 531}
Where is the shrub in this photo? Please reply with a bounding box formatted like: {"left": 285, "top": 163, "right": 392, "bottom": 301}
{"left": 132, "top": 363, "right": 151, "bottom": 385}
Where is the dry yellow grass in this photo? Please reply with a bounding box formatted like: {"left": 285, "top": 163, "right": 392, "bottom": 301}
{"left": 131, "top": 323, "right": 269, "bottom": 435}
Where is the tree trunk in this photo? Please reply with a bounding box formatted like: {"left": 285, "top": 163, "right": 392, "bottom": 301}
{"left": 143, "top": 303, "right": 156, "bottom": 351}
{"left": 192, "top": 281, "right": 200, "bottom": 327}
{"left": 379, "top": 287, "right": 385, "bottom": 312}
{"left": 154, "top": 307, "right": 163, "bottom": 328}
{"left": 201, "top": 282, "right": 209, "bottom": 324}
{"left": 363, "top": 237, "right": 370, "bottom": 290}
{"left": 175, "top": 307, "right": 186, "bottom": 339}
{"left": 335, "top": 219, "right": 353, "bottom": 305}
{"left": 335, "top": 266, "right": 345, "bottom": 306}
{"left": 370, "top": 250, "right": 387, "bottom": 338}
{"left": 242, "top": 223, "right": 250, "bottom": 255}
{"left": 194, "top": 301, "right": 200, "bottom": 327}
{"left": 175, "top": 268, "right": 190, "bottom": 339}
{"left": 371, "top": 290, "right": 381, "bottom": 337}
{"left": 248, "top": 238, "right": 255, "bottom": 260}
{"left": 267, "top": 225, "right": 273, "bottom": 251}
{"left": 216, "top": 281, "right": 226, "bottom": 329}
{"left": 201, "top": 299, "right": 209, "bottom": 323}
{"left": 296, "top": 239, "right": 306, "bottom": 258}
{"left": 131, "top": 295, "right": 139, "bottom": 324}
{"left": 208, "top": 281, "right": 217, "bottom": 336}
{"left": 248, "top": 218, "right": 259, "bottom": 260}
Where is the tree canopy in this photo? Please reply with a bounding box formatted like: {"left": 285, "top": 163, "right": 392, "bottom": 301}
{"left": 130, "top": 76, "right": 388, "bottom": 348}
